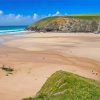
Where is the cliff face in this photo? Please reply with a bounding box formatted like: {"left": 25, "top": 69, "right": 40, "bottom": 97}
{"left": 27, "top": 15, "right": 100, "bottom": 33}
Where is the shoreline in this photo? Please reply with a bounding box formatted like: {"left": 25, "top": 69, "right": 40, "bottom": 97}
{"left": 0, "top": 31, "right": 99, "bottom": 36}
{"left": 0, "top": 32, "right": 100, "bottom": 100}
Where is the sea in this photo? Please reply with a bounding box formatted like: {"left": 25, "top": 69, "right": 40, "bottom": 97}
{"left": 0, "top": 26, "right": 29, "bottom": 35}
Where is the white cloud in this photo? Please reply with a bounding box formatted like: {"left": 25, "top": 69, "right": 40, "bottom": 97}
{"left": 8, "top": 14, "right": 15, "bottom": 17}
{"left": 33, "top": 13, "right": 38, "bottom": 20}
{"left": 0, "top": 10, "right": 3, "bottom": 15}
{"left": 0, "top": 10, "right": 39, "bottom": 26}
{"left": 47, "top": 11, "right": 62, "bottom": 17}
{"left": 16, "top": 14, "right": 22, "bottom": 19}
{"left": 53, "top": 11, "right": 61, "bottom": 16}
{"left": 0, "top": 10, "right": 65, "bottom": 26}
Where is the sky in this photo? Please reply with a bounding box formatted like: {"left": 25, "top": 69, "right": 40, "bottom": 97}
{"left": 0, "top": 0, "right": 100, "bottom": 26}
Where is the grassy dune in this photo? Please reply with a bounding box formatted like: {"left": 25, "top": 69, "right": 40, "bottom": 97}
{"left": 23, "top": 70, "right": 100, "bottom": 100}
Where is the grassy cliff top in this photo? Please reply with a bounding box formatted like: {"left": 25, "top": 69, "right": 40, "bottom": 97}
{"left": 30, "top": 14, "right": 100, "bottom": 27}
{"left": 23, "top": 70, "right": 100, "bottom": 100}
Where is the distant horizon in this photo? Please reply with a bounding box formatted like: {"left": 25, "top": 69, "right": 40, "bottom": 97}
{"left": 0, "top": 0, "right": 100, "bottom": 26}
{"left": 0, "top": 13, "right": 100, "bottom": 26}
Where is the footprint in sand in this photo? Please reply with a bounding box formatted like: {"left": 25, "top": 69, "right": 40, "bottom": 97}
{"left": 92, "top": 70, "right": 98, "bottom": 75}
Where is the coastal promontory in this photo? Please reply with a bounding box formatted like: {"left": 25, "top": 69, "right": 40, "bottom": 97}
{"left": 27, "top": 14, "right": 100, "bottom": 33}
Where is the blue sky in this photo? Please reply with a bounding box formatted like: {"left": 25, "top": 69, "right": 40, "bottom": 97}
{"left": 0, "top": 0, "right": 100, "bottom": 26}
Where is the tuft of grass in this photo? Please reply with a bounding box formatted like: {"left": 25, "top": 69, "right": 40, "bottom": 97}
{"left": 23, "top": 70, "right": 100, "bottom": 100}
{"left": 22, "top": 97, "right": 33, "bottom": 100}
{"left": 0, "top": 65, "right": 14, "bottom": 75}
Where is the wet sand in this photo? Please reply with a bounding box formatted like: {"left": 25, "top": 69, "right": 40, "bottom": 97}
{"left": 0, "top": 32, "right": 100, "bottom": 100}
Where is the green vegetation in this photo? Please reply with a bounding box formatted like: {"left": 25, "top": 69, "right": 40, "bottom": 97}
{"left": 23, "top": 70, "right": 100, "bottom": 100}
{"left": 0, "top": 65, "right": 14, "bottom": 75}
{"left": 31, "top": 14, "right": 100, "bottom": 26}
{"left": 66, "top": 14, "right": 100, "bottom": 19}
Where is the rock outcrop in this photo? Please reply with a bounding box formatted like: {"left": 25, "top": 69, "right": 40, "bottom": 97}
{"left": 27, "top": 15, "right": 100, "bottom": 33}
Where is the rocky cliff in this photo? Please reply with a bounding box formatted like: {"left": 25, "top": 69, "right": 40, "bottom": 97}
{"left": 27, "top": 15, "right": 100, "bottom": 33}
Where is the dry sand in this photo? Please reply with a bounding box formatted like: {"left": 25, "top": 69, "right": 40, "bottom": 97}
{"left": 0, "top": 32, "right": 100, "bottom": 100}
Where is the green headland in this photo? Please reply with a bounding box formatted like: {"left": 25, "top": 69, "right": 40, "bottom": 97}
{"left": 23, "top": 70, "right": 100, "bottom": 100}
{"left": 27, "top": 14, "right": 100, "bottom": 33}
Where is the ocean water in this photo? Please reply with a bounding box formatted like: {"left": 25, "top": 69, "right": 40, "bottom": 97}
{"left": 0, "top": 26, "right": 28, "bottom": 35}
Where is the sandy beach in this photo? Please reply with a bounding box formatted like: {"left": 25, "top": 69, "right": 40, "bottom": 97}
{"left": 0, "top": 32, "right": 100, "bottom": 100}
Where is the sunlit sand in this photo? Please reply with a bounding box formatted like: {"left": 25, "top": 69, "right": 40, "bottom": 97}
{"left": 0, "top": 32, "right": 100, "bottom": 100}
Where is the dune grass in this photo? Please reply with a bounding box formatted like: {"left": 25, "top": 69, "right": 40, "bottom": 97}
{"left": 23, "top": 70, "right": 100, "bottom": 100}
